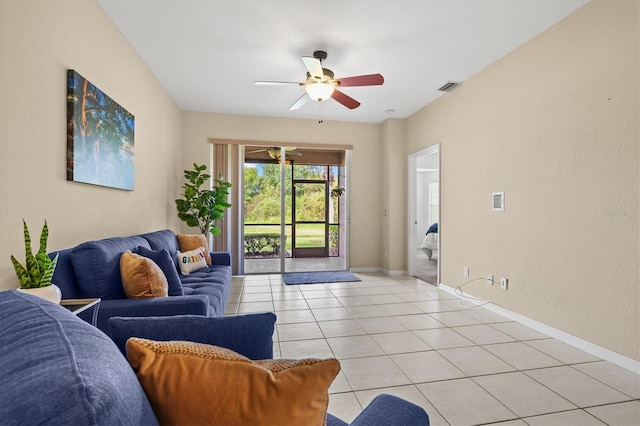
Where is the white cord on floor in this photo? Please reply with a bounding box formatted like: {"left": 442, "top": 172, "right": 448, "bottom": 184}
{"left": 455, "top": 277, "right": 492, "bottom": 308}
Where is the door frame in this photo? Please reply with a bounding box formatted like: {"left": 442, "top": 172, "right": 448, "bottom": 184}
{"left": 236, "top": 144, "right": 352, "bottom": 275}
{"left": 407, "top": 144, "right": 440, "bottom": 283}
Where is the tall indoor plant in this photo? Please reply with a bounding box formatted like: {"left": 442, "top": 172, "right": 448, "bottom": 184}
{"left": 175, "top": 163, "right": 232, "bottom": 236}
{"left": 11, "top": 219, "right": 61, "bottom": 303}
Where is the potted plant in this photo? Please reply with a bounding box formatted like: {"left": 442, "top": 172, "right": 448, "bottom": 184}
{"left": 11, "top": 219, "right": 61, "bottom": 303}
{"left": 175, "top": 163, "right": 232, "bottom": 236}
{"left": 331, "top": 187, "right": 345, "bottom": 198}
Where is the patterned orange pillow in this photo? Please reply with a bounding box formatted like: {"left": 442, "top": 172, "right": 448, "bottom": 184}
{"left": 177, "top": 233, "right": 212, "bottom": 265}
{"left": 119, "top": 251, "right": 168, "bottom": 298}
{"left": 126, "top": 338, "right": 340, "bottom": 426}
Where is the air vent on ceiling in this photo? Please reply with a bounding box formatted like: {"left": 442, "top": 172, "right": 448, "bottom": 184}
{"left": 438, "top": 81, "right": 462, "bottom": 92}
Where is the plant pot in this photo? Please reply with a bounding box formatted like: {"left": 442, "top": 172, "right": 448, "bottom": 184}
{"left": 17, "top": 284, "right": 62, "bottom": 304}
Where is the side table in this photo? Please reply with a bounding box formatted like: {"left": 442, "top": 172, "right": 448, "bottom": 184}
{"left": 60, "top": 298, "right": 101, "bottom": 327}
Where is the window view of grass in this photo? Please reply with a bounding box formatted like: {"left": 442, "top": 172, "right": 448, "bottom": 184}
{"left": 245, "top": 224, "right": 325, "bottom": 248}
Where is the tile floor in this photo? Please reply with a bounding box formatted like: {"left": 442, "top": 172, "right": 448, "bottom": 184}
{"left": 226, "top": 272, "right": 640, "bottom": 426}
{"left": 244, "top": 256, "right": 346, "bottom": 274}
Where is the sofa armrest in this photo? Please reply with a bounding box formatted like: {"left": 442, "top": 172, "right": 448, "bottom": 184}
{"left": 326, "top": 414, "right": 348, "bottom": 426}
{"left": 348, "top": 394, "right": 430, "bottom": 426}
{"left": 210, "top": 251, "right": 231, "bottom": 266}
{"left": 86, "top": 295, "right": 211, "bottom": 331}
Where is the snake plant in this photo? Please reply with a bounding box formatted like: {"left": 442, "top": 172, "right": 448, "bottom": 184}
{"left": 10, "top": 220, "right": 58, "bottom": 289}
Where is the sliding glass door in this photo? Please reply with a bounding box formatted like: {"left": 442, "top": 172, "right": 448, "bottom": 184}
{"left": 243, "top": 155, "right": 289, "bottom": 274}
{"left": 242, "top": 146, "right": 348, "bottom": 274}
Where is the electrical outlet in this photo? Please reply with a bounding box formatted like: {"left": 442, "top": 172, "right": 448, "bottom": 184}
{"left": 500, "top": 277, "right": 508, "bottom": 290}
{"left": 463, "top": 267, "right": 469, "bottom": 278}
{"left": 487, "top": 274, "right": 493, "bottom": 285}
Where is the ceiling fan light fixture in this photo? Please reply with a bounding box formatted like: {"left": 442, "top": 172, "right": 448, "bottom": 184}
{"left": 306, "top": 82, "right": 334, "bottom": 102}
{"left": 255, "top": 51, "right": 383, "bottom": 110}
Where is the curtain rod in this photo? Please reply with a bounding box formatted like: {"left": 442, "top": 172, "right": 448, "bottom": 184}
{"left": 208, "top": 138, "right": 353, "bottom": 151}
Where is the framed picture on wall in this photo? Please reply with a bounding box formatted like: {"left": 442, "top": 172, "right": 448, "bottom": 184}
{"left": 66, "top": 69, "right": 135, "bottom": 191}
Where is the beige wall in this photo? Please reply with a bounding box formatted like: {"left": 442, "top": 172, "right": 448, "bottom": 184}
{"left": 0, "top": 0, "right": 183, "bottom": 291}
{"left": 1, "top": 0, "right": 636, "bottom": 362}
{"left": 181, "top": 111, "right": 383, "bottom": 270}
{"left": 381, "top": 119, "right": 407, "bottom": 272}
{"left": 406, "top": 0, "right": 639, "bottom": 360}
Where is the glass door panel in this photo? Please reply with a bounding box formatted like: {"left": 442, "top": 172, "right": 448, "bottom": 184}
{"left": 292, "top": 182, "right": 327, "bottom": 258}
{"left": 243, "top": 162, "right": 285, "bottom": 274}
{"left": 293, "top": 164, "right": 326, "bottom": 180}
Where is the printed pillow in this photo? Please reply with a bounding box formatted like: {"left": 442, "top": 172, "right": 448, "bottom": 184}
{"left": 126, "top": 338, "right": 340, "bottom": 426}
{"left": 177, "top": 233, "right": 212, "bottom": 265}
{"left": 135, "top": 246, "right": 184, "bottom": 296}
{"left": 176, "top": 247, "right": 208, "bottom": 275}
{"left": 119, "top": 251, "right": 168, "bottom": 298}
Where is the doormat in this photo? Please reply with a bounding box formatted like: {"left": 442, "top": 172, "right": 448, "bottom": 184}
{"left": 283, "top": 271, "right": 361, "bottom": 285}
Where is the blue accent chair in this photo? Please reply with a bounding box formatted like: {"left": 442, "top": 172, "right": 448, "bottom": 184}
{"left": 0, "top": 291, "right": 429, "bottom": 425}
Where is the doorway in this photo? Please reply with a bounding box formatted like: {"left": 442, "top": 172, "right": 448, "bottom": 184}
{"left": 242, "top": 147, "right": 348, "bottom": 274}
{"left": 408, "top": 145, "right": 440, "bottom": 285}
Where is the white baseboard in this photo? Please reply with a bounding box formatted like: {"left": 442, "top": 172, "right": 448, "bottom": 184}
{"left": 438, "top": 283, "right": 640, "bottom": 375}
{"left": 349, "top": 267, "right": 382, "bottom": 273}
{"left": 381, "top": 268, "right": 409, "bottom": 276}
{"left": 352, "top": 267, "right": 408, "bottom": 276}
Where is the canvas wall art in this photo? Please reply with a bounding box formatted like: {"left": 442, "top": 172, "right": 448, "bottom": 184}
{"left": 66, "top": 70, "right": 135, "bottom": 190}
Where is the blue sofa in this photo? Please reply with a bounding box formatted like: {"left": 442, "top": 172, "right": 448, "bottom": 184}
{"left": 0, "top": 291, "right": 430, "bottom": 425}
{"left": 49, "top": 229, "right": 232, "bottom": 331}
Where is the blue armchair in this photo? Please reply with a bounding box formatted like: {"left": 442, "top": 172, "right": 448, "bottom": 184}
{"left": 108, "top": 314, "right": 430, "bottom": 426}
{"left": 0, "top": 291, "right": 429, "bottom": 425}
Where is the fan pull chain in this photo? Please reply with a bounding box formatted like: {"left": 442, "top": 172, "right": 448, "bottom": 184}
{"left": 318, "top": 103, "right": 324, "bottom": 124}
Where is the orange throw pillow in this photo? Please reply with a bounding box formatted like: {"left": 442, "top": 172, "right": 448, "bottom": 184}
{"left": 119, "top": 251, "right": 168, "bottom": 298}
{"left": 177, "top": 233, "right": 212, "bottom": 265}
{"left": 126, "top": 338, "right": 340, "bottom": 426}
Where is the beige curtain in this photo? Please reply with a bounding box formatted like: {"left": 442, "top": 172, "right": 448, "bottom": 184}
{"left": 211, "top": 143, "right": 241, "bottom": 274}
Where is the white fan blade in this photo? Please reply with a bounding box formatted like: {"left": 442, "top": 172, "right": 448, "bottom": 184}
{"left": 289, "top": 93, "right": 310, "bottom": 110}
{"left": 302, "top": 57, "right": 323, "bottom": 80}
{"left": 255, "top": 81, "right": 302, "bottom": 85}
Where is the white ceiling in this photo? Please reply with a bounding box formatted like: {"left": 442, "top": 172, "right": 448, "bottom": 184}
{"left": 97, "top": 0, "right": 588, "bottom": 124}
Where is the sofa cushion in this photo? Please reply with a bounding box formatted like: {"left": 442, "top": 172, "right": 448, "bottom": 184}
{"left": 181, "top": 264, "right": 231, "bottom": 315}
{"left": 177, "top": 247, "right": 208, "bottom": 275}
{"left": 107, "top": 312, "right": 276, "bottom": 359}
{"left": 135, "top": 246, "right": 184, "bottom": 296}
{"left": 139, "top": 229, "right": 180, "bottom": 267}
{"left": 127, "top": 338, "right": 340, "bottom": 426}
{"left": 120, "top": 250, "right": 169, "bottom": 298}
{"left": 71, "top": 236, "right": 151, "bottom": 299}
{"left": 177, "top": 233, "right": 212, "bottom": 265}
{"left": 0, "top": 291, "right": 158, "bottom": 425}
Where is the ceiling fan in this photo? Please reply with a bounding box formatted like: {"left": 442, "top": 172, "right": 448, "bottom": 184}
{"left": 249, "top": 146, "right": 301, "bottom": 159}
{"left": 255, "top": 50, "right": 384, "bottom": 111}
